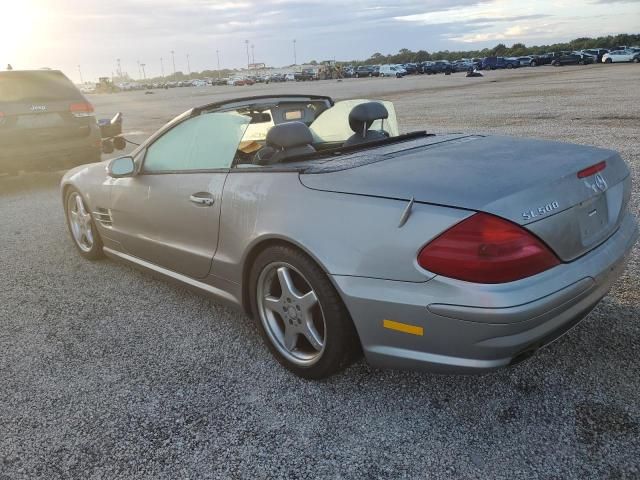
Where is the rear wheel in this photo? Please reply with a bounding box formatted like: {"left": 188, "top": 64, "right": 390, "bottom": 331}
{"left": 605, "top": 58, "right": 612, "bottom": 64}
{"left": 633, "top": 57, "right": 639, "bottom": 63}
{"left": 250, "top": 245, "right": 359, "bottom": 379}
{"left": 530, "top": 60, "right": 537, "bottom": 67}
{"left": 64, "top": 189, "right": 104, "bottom": 260}
{"left": 506, "top": 63, "right": 513, "bottom": 69}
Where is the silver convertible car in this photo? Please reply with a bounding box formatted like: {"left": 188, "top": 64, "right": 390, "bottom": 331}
{"left": 61, "top": 95, "right": 638, "bottom": 379}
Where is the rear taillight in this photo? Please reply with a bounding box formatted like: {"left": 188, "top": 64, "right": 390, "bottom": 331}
{"left": 70, "top": 102, "right": 94, "bottom": 118}
{"left": 417, "top": 213, "right": 560, "bottom": 283}
{"left": 577, "top": 161, "right": 606, "bottom": 178}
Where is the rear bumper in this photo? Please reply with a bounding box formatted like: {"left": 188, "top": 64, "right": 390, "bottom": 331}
{"left": 334, "top": 212, "right": 638, "bottom": 373}
{"left": 0, "top": 127, "right": 101, "bottom": 173}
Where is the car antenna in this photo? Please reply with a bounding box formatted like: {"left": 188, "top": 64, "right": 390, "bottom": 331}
{"left": 398, "top": 197, "right": 415, "bottom": 228}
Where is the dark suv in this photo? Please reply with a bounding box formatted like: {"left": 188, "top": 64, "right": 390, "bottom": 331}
{"left": 353, "top": 66, "right": 377, "bottom": 78}
{"left": 0, "top": 69, "right": 101, "bottom": 174}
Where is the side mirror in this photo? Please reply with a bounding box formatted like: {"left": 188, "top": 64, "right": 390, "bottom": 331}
{"left": 108, "top": 156, "right": 135, "bottom": 178}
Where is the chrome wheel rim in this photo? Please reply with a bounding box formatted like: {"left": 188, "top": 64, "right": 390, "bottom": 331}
{"left": 257, "top": 262, "right": 326, "bottom": 366}
{"left": 67, "top": 192, "right": 94, "bottom": 253}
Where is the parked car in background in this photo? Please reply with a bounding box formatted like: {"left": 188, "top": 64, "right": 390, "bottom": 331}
{"left": 402, "top": 63, "right": 419, "bottom": 74}
{"left": 602, "top": 50, "right": 640, "bottom": 63}
{"left": 294, "top": 69, "right": 317, "bottom": 81}
{"left": 550, "top": 52, "right": 593, "bottom": 66}
{"left": 423, "top": 60, "right": 453, "bottom": 74}
{"left": 0, "top": 69, "right": 101, "bottom": 174}
{"left": 516, "top": 56, "right": 533, "bottom": 66}
{"left": 379, "top": 65, "right": 405, "bottom": 77}
{"left": 580, "top": 49, "right": 609, "bottom": 63}
{"left": 354, "top": 66, "right": 376, "bottom": 78}
{"left": 284, "top": 73, "right": 296, "bottom": 81}
{"left": 529, "top": 54, "right": 553, "bottom": 66}
{"left": 482, "top": 57, "right": 520, "bottom": 70}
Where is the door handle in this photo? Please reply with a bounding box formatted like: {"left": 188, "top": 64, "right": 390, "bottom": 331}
{"left": 189, "top": 193, "right": 214, "bottom": 206}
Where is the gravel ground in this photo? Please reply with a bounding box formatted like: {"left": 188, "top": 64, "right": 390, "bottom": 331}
{"left": 1, "top": 64, "right": 639, "bottom": 479}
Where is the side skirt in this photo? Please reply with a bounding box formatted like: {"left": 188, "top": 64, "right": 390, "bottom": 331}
{"left": 103, "top": 247, "right": 242, "bottom": 310}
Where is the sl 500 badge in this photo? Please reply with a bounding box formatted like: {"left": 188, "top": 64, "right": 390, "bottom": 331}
{"left": 522, "top": 201, "right": 560, "bottom": 221}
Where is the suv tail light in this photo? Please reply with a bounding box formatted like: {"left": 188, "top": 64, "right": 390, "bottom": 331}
{"left": 69, "top": 102, "right": 94, "bottom": 118}
{"left": 417, "top": 213, "right": 560, "bottom": 283}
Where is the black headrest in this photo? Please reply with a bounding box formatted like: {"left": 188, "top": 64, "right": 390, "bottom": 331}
{"left": 266, "top": 122, "right": 313, "bottom": 149}
{"left": 348, "top": 102, "right": 389, "bottom": 133}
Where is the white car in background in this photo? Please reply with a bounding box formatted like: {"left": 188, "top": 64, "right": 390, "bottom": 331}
{"left": 284, "top": 73, "right": 296, "bottom": 81}
{"left": 379, "top": 65, "right": 404, "bottom": 77}
{"left": 602, "top": 49, "right": 639, "bottom": 63}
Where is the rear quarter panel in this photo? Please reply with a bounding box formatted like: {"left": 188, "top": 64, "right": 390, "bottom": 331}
{"left": 213, "top": 171, "right": 472, "bottom": 284}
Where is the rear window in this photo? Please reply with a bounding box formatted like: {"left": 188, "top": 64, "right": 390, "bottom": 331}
{"left": 0, "top": 71, "right": 82, "bottom": 102}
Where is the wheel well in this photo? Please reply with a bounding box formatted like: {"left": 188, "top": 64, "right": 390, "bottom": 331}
{"left": 241, "top": 237, "right": 364, "bottom": 354}
{"left": 241, "top": 238, "right": 315, "bottom": 314}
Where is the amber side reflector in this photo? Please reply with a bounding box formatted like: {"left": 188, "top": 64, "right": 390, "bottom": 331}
{"left": 383, "top": 319, "right": 424, "bottom": 336}
{"left": 577, "top": 161, "right": 606, "bottom": 178}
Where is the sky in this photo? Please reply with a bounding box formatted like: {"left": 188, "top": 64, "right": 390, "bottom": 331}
{"left": 1, "top": 0, "right": 639, "bottom": 82}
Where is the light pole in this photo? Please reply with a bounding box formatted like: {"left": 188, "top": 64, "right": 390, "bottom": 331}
{"left": 216, "top": 49, "right": 221, "bottom": 79}
{"left": 77, "top": 64, "right": 83, "bottom": 84}
{"left": 160, "top": 57, "right": 164, "bottom": 78}
{"left": 251, "top": 44, "right": 255, "bottom": 65}
{"left": 116, "top": 58, "right": 122, "bottom": 77}
{"left": 293, "top": 39, "right": 297, "bottom": 66}
{"left": 186, "top": 53, "right": 191, "bottom": 75}
{"left": 245, "top": 40, "right": 250, "bottom": 71}
{"left": 170, "top": 50, "right": 176, "bottom": 77}
{"left": 137, "top": 60, "right": 141, "bottom": 79}
{"left": 140, "top": 63, "right": 146, "bottom": 80}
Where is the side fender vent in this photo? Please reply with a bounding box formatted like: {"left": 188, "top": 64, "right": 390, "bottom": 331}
{"left": 93, "top": 208, "right": 113, "bottom": 227}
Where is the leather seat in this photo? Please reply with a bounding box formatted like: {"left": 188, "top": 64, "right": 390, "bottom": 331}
{"left": 254, "top": 122, "right": 316, "bottom": 165}
{"left": 343, "top": 102, "right": 389, "bottom": 147}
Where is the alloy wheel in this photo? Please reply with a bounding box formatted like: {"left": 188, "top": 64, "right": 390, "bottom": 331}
{"left": 257, "top": 262, "right": 326, "bottom": 366}
{"left": 67, "top": 192, "right": 94, "bottom": 253}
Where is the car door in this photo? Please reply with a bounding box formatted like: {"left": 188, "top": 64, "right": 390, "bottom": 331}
{"left": 109, "top": 110, "right": 250, "bottom": 279}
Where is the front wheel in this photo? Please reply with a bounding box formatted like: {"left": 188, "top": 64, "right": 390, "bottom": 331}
{"left": 250, "top": 245, "right": 360, "bottom": 379}
{"left": 530, "top": 61, "right": 537, "bottom": 67}
{"left": 633, "top": 58, "right": 639, "bottom": 63}
{"left": 605, "top": 58, "right": 612, "bottom": 64}
{"left": 64, "top": 189, "right": 104, "bottom": 260}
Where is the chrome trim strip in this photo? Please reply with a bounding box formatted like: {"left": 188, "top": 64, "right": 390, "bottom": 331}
{"left": 103, "top": 247, "right": 238, "bottom": 305}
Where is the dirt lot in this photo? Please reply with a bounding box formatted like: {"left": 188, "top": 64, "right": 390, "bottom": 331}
{"left": 1, "top": 64, "right": 639, "bottom": 479}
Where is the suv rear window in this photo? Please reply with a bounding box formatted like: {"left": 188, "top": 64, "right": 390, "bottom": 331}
{"left": 0, "top": 71, "right": 82, "bottom": 102}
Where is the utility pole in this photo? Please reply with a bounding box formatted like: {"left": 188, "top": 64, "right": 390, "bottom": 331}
{"left": 293, "top": 39, "right": 297, "bottom": 65}
{"left": 137, "top": 60, "right": 141, "bottom": 79}
{"left": 216, "top": 49, "right": 221, "bottom": 79}
{"left": 245, "top": 40, "right": 250, "bottom": 71}
{"left": 160, "top": 57, "right": 164, "bottom": 78}
{"left": 77, "top": 64, "right": 83, "bottom": 84}
{"left": 186, "top": 53, "right": 191, "bottom": 75}
{"left": 251, "top": 44, "right": 255, "bottom": 65}
{"left": 170, "top": 50, "right": 176, "bottom": 77}
{"left": 140, "top": 63, "right": 146, "bottom": 80}
{"left": 116, "top": 58, "right": 122, "bottom": 77}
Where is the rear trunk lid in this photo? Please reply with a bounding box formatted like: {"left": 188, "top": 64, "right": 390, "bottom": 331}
{"left": 0, "top": 70, "right": 94, "bottom": 147}
{"left": 300, "top": 135, "right": 631, "bottom": 261}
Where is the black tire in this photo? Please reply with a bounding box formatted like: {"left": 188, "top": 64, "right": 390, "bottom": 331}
{"left": 355, "top": 73, "right": 360, "bottom": 78}
{"left": 633, "top": 57, "right": 639, "bottom": 63}
{"left": 64, "top": 188, "right": 104, "bottom": 260}
{"left": 249, "top": 245, "right": 360, "bottom": 379}
{"left": 605, "top": 58, "right": 612, "bottom": 64}
{"left": 579, "top": 60, "right": 585, "bottom": 65}
{"left": 506, "top": 63, "right": 513, "bottom": 69}
{"left": 530, "top": 61, "right": 537, "bottom": 67}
